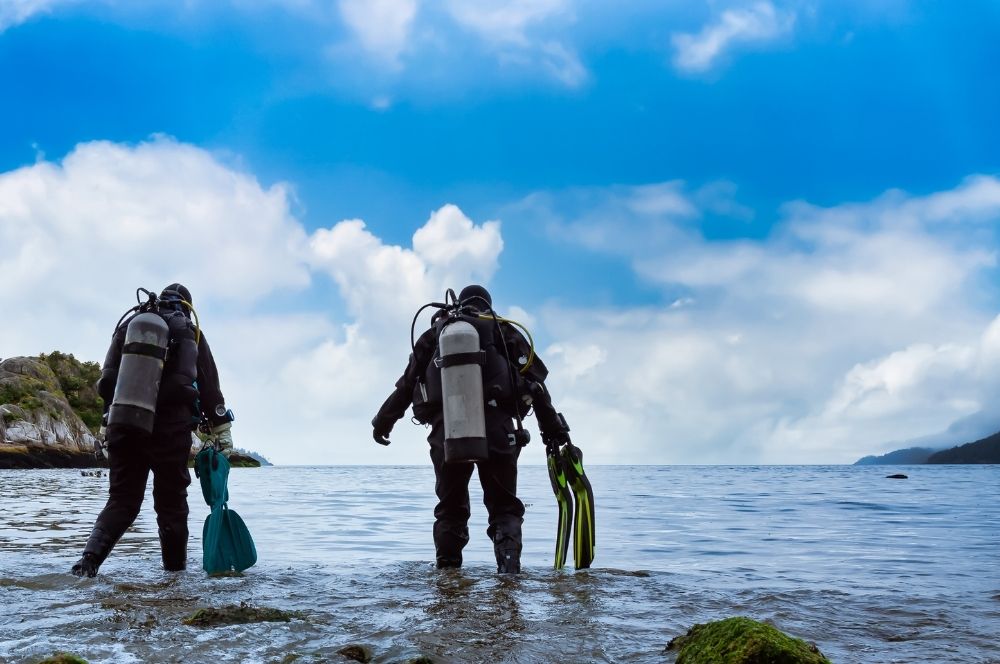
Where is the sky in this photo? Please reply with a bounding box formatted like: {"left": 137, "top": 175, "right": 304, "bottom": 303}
{"left": 2, "top": 0, "right": 999, "bottom": 465}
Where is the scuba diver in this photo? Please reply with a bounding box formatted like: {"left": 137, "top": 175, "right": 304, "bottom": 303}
{"left": 372, "top": 284, "right": 590, "bottom": 573}
{"left": 71, "top": 284, "right": 236, "bottom": 578}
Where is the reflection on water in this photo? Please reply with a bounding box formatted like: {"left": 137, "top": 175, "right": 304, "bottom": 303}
{"left": 1, "top": 465, "right": 999, "bottom": 663}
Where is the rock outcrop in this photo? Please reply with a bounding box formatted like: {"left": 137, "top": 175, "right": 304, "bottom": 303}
{"left": 1, "top": 355, "right": 104, "bottom": 469}
{"left": 666, "top": 617, "right": 831, "bottom": 663}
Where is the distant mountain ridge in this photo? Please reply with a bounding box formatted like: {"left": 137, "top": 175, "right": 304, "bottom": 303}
{"left": 926, "top": 431, "right": 1000, "bottom": 464}
{"left": 855, "top": 447, "right": 939, "bottom": 465}
{"left": 855, "top": 430, "right": 1000, "bottom": 465}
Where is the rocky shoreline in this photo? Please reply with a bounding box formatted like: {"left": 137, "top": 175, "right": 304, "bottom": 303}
{"left": 1, "top": 355, "right": 104, "bottom": 470}
{"left": 1, "top": 354, "right": 261, "bottom": 469}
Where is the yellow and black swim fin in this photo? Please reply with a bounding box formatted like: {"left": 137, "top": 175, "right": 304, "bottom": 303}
{"left": 547, "top": 444, "right": 573, "bottom": 569}
{"left": 561, "top": 442, "right": 595, "bottom": 570}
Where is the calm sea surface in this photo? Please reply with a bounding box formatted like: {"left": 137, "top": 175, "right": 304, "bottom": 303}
{"left": 1, "top": 464, "right": 998, "bottom": 663}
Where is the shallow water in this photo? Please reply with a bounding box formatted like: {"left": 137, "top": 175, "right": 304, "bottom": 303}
{"left": 1, "top": 465, "right": 998, "bottom": 663}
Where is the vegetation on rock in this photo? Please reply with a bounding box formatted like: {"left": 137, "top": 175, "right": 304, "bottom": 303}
{"left": 666, "top": 617, "right": 830, "bottom": 664}
{"left": 36, "top": 654, "right": 89, "bottom": 664}
{"left": 39, "top": 352, "right": 103, "bottom": 433}
{"left": 182, "top": 602, "right": 304, "bottom": 627}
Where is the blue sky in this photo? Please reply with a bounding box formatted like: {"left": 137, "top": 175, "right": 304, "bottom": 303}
{"left": 2, "top": 0, "right": 1000, "bottom": 464}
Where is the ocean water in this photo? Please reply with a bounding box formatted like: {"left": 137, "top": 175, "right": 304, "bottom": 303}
{"left": 0, "top": 464, "right": 998, "bottom": 663}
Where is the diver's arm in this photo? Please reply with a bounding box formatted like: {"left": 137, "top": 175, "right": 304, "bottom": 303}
{"left": 372, "top": 328, "right": 436, "bottom": 437}
{"left": 195, "top": 333, "right": 229, "bottom": 427}
{"left": 96, "top": 327, "right": 126, "bottom": 413}
{"left": 528, "top": 380, "right": 571, "bottom": 449}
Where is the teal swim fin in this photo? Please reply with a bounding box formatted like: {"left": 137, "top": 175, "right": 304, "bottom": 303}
{"left": 547, "top": 445, "right": 573, "bottom": 569}
{"left": 195, "top": 446, "right": 257, "bottom": 575}
{"left": 561, "top": 442, "right": 595, "bottom": 570}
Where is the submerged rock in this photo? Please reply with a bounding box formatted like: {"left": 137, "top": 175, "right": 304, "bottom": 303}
{"left": 36, "top": 654, "right": 88, "bottom": 664}
{"left": 666, "top": 617, "right": 830, "bottom": 664}
{"left": 182, "top": 603, "right": 303, "bottom": 627}
{"left": 886, "top": 474, "right": 908, "bottom": 479}
{"left": 337, "top": 644, "right": 373, "bottom": 663}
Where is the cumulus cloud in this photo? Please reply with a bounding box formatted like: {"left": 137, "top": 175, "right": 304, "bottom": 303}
{"left": 0, "top": 138, "right": 504, "bottom": 464}
{"left": 337, "top": 0, "right": 417, "bottom": 66}
{"left": 5, "top": 137, "right": 999, "bottom": 465}
{"left": 0, "top": 137, "right": 310, "bottom": 353}
{"left": 529, "top": 176, "right": 1000, "bottom": 464}
{"left": 671, "top": 1, "right": 795, "bottom": 73}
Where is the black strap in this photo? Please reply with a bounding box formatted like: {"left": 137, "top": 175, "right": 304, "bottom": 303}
{"left": 123, "top": 341, "right": 167, "bottom": 360}
{"left": 438, "top": 351, "right": 485, "bottom": 369}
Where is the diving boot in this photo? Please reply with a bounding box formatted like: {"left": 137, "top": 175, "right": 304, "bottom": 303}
{"left": 495, "top": 547, "right": 521, "bottom": 574}
{"left": 436, "top": 555, "right": 462, "bottom": 569}
{"left": 71, "top": 525, "right": 117, "bottom": 577}
{"left": 159, "top": 527, "right": 187, "bottom": 572}
{"left": 493, "top": 527, "right": 523, "bottom": 574}
{"left": 71, "top": 552, "right": 100, "bottom": 578}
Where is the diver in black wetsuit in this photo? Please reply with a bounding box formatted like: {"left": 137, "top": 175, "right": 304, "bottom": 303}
{"left": 371, "top": 285, "right": 563, "bottom": 573}
{"left": 71, "top": 284, "right": 235, "bottom": 577}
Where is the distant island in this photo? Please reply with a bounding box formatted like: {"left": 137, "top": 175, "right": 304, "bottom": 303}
{"left": 1, "top": 353, "right": 272, "bottom": 469}
{"left": 855, "top": 430, "right": 1000, "bottom": 465}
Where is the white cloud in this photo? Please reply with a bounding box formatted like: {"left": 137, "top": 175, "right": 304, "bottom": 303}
{"left": 0, "top": 138, "right": 503, "bottom": 465}
{"left": 337, "top": 0, "right": 418, "bottom": 65}
{"left": 445, "top": 0, "right": 569, "bottom": 46}
{"left": 0, "top": 136, "right": 309, "bottom": 327}
{"left": 0, "top": 0, "right": 66, "bottom": 32}
{"left": 528, "top": 176, "right": 1000, "bottom": 464}
{"left": 445, "top": 0, "right": 585, "bottom": 88}
{"left": 5, "top": 138, "right": 1000, "bottom": 466}
{"left": 671, "top": 1, "right": 796, "bottom": 73}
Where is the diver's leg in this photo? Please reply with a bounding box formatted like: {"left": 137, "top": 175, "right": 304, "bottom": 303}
{"left": 479, "top": 414, "right": 525, "bottom": 574}
{"left": 72, "top": 427, "right": 150, "bottom": 577}
{"left": 150, "top": 430, "right": 194, "bottom": 572}
{"left": 429, "top": 421, "right": 474, "bottom": 568}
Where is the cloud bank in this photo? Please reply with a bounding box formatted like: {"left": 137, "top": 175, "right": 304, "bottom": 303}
{"left": 3, "top": 138, "right": 999, "bottom": 464}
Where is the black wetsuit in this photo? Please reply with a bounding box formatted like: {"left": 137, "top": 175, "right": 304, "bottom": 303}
{"left": 80, "top": 320, "right": 228, "bottom": 572}
{"left": 373, "top": 321, "right": 549, "bottom": 572}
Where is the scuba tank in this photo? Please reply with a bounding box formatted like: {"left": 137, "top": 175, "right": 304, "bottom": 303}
{"left": 410, "top": 289, "right": 536, "bottom": 463}
{"left": 105, "top": 287, "right": 201, "bottom": 434}
{"left": 439, "top": 319, "right": 488, "bottom": 464}
{"left": 107, "top": 311, "right": 170, "bottom": 433}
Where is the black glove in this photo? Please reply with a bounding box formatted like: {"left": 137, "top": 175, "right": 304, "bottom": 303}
{"left": 371, "top": 415, "right": 393, "bottom": 446}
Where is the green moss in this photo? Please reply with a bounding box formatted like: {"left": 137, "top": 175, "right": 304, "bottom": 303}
{"left": 39, "top": 352, "right": 104, "bottom": 433}
{"left": 0, "top": 379, "right": 48, "bottom": 413}
{"left": 36, "top": 654, "right": 89, "bottom": 664}
{"left": 666, "top": 617, "right": 831, "bottom": 664}
{"left": 182, "top": 603, "right": 304, "bottom": 627}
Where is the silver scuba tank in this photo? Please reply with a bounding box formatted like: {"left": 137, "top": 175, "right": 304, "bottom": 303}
{"left": 440, "top": 319, "right": 489, "bottom": 463}
{"left": 107, "top": 311, "right": 170, "bottom": 433}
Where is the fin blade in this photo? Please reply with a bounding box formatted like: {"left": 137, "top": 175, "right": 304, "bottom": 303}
{"left": 547, "top": 453, "right": 573, "bottom": 569}
{"left": 562, "top": 443, "right": 596, "bottom": 570}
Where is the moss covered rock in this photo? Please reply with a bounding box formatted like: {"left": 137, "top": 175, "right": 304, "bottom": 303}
{"left": 182, "top": 603, "right": 304, "bottom": 627}
{"left": 36, "top": 654, "right": 89, "bottom": 664}
{"left": 1, "top": 355, "right": 104, "bottom": 468}
{"left": 666, "top": 617, "right": 831, "bottom": 664}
